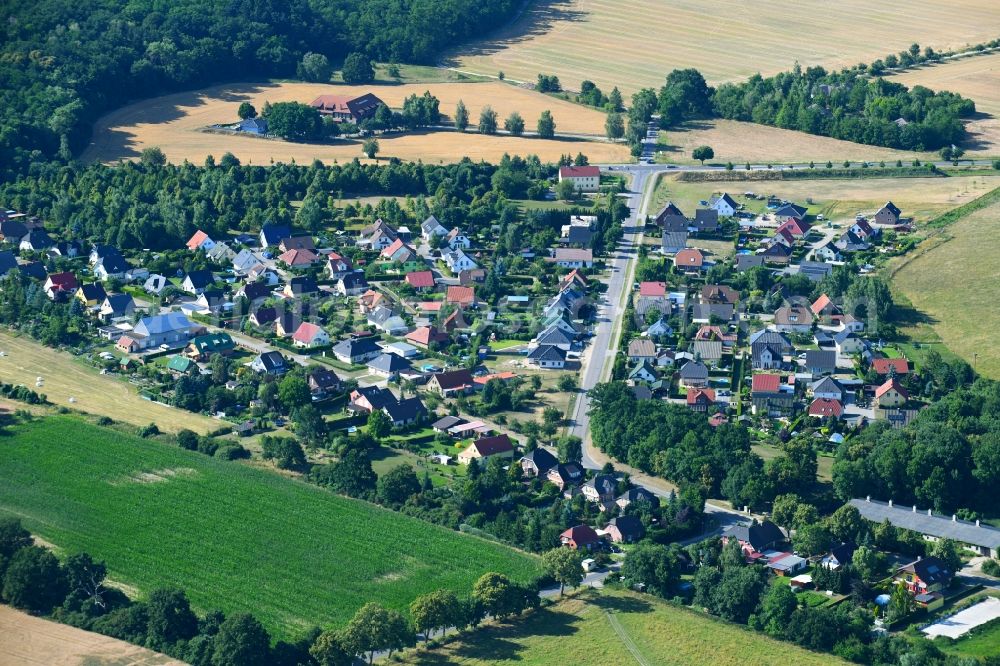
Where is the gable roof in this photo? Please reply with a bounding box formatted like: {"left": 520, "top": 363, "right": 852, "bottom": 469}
{"left": 469, "top": 434, "right": 514, "bottom": 457}
{"left": 875, "top": 377, "right": 908, "bottom": 400}
{"left": 751, "top": 373, "right": 781, "bottom": 393}
{"left": 809, "top": 398, "right": 843, "bottom": 417}
{"left": 686, "top": 387, "right": 716, "bottom": 405}
{"left": 292, "top": 322, "right": 326, "bottom": 344}
{"left": 559, "top": 165, "right": 600, "bottom": 178}
{"left": 405, "top": 325, "right": 449, "bottom": 346}
{"left": 432, "top": 368, "right": 475, "bottom": 390}
{"left": 383, "top": 396, "right": 426, "bottom": 423}
{"left": 184, "top": 269, "right": 215, "bottom": 289}
{"left": 723, "top": 520, "right": 785, "bottom": 552}
{"left": 805, "top": 349, "right": 836, "bottom": 370}
{"left": 446, "top": 285, "right": 476, "bottom": 305}
{"left": 871, "top": 357, "right": 909, "bottom": 375}
{"left": 521, "top": 447, "right": 558, "bottom": 473}
{"left": 638, "top": 281, "right": 667, "bottom": 297}
{"left": 405, "top": 270, "right": 435, "bottom": 289}
{"left": 674, "top": 248, "right": 704, "bottom": 267}
{"left": 560, "top": 524, "right": 601, "bottom": 546}
{"left": 527, "top": 344, "right": 567, "bottom": 362}
{"left": 367, "top": 352, "right": 412, "bottom": 373}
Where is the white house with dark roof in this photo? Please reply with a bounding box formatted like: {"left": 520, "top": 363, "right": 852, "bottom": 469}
{"left": 708, "top": 192, "right": 738, "bottom": 217}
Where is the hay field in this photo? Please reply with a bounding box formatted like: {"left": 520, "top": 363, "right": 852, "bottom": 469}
{"left": 82, "top": 80, "right": 627, "bottom": 166}
{"left": 0, "top": 605, "right": 182, "bottom": 666}
{"left": 891, "top": 53, "right": 1000, "bottom": 155}
{"left": 891, "top": 198, "right": 1000, "bottom": 379}
{"left": 398, "top": 589, "right": 844, "bottom": 665}
{"left": 0, "top": 332, "right": 218, "bottom": 433}
{"left": 452, "top": 0, "right": 1000, "bottom": 93}
{"left": 660, "top": 120, "right": 935, "bottom": 166}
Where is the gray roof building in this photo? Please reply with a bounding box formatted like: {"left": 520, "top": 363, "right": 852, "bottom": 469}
{"left": 850, "top": 498, "right": 1000, "bottom": 557}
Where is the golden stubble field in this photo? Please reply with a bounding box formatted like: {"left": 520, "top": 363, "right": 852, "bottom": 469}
{"left": 661, "top": 119, "right": 936, "bottom": 165}
{"left": 82, "top": 80, "right": 629, "bottom": 166}
{"left": 0, "top": 332, "right": 218, "bottom": 433}
{"left": 452, "top": 0, "right": 1000, "bottom": 93}
{"left": 891, "top": 52, "right": 1000, "bottom": 155}
{"left": 0, "top": 605, "right": 182, "bottom": 666}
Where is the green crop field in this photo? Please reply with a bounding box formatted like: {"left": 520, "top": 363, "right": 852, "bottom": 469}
{"left": 0, "top": 416, "right": 540, "bottom": 639}
{"left": 398, "top": 588, "right": 844, "bottom": 665}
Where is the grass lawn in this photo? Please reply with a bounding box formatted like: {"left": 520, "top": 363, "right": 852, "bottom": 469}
{"left": 0, "top": 332, "right": 218, "bottom": 433}
{"left": 0, "top": 415, "right": 540, "bottom": 640}
{"left": 397, "top": 588, "right": 844, "bottom": 665}
{"left": 940, "top": 617, "right": 1000, "bottom": 659}
{"left": 489, "top": 339, "right": 529, "bottom": 351}
{"left": 890, "top": 197, "right": 1000, "bottom": 378}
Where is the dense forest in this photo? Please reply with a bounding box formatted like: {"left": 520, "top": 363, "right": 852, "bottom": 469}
{"left": 0, "top": 0, "right": 518, "bottom": 175}
{"left": 656, "top": 66, "right": 975, "bottom": 151}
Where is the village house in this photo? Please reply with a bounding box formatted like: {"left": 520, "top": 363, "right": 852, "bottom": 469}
{"left": 182, "top": 270, "right": 215, "bottom": 295}
{"left": 674, "top": 248, "right": 704, "bottom": 273}
{"left": 751, "top": 373, "right": 794, "bottom": 417}
{"left": 750, "top": 329, "right": 792, "bottom": 370}
{"left": 446, "top": 285, "right": 476, "bottom": 309}
{"left": 185, "top": 333, "right": 235, "bottom": 361}
{"left": 722, "top": 520, "right": 786, "bottom": 559}
{"left": 690, "top": 340, "right": 723, "bottom": 367}
{"left": 309, "top": 92, "right": 384, "bottom": 123}
{"left": 534, "top": 325, "right": 574, "bottom": 351}
{"left": 687, "top": 387, "right": 716, "bottom": 413}
{"left": 283, "top": 276, "right": 320, "bottom": 299}
{"left": 405, "top": 270, "right": 436, "bottom": 292}
{"left": 527, "top": 344, "right": 567, "bottom": 369}
{"left": 627, "top": 338, "right": 656, "bottom": 363}
{"left": 558, "top": 165, "right": 600, "bottom": 192}
{"left": 421, "top": 215, "right": 448, "bottom": 242}
{"left": 443, "top": 248, "right": 478, "bottom": 273}
{"left": 366, "top": 352, "right": 413, "bottom": 380}
{"left": 458, "top": 434, "right": 515, "bottom": 465}
{"left": 331, "top": 336, "right": 383, "bottom": 365}
{"left": 547, "top": 463, "right": 584, "bottom": 491}
{"left": 768, "top": 281, "right": 805, "bottom": 313}
{"left": 661, "top": 230, "right": 688, "bottom": 254}
{"left": 278, "top": 247, "right": 320, "bottom": 268}
{"left": 520, "top": 447, "right": 559, "bottom": 478}
{"left": 580, "top": 474, "right": 618, "bottom": 505}
{"left": 871, "top": 357, "right": 909, "bottom": 377}
{"left": 99, "top": 293, "right": 136, "bottom": 322}
{"left": 250, "top": 351, "right": 289, "bottom": 375}
{"left": 678, "top": 360, "right": 709, "bottom": 388}
{"left": 382, "top": 396, "right": 427, "bottom": 428}
{"left": 604, "top": 516, "right": 645, "bottom": 544}
{"left": 325, "top": 253, "right": 354, "bottom": 281}
{"left": 367, "top": 306, "right": 409, "bottom": 336}
{"left": 874, "top": 377, "right": 908, "bottom": 409}
{"left": 691, "top": 209, "right": 719, "bottom": 233}
{"left": 708, "top": 192, "right": 738, "bottom": 217}
{"left": 348, "top": 386, "right": 396, "bottom": 414}
{"left": 874, "top": 201, "right": 901, "bottom": 226}
{"left": 336, "top": 272, "right": 369, "bottom": 297}
{"left": 186, "top": 230, "right": 215, "bottom": 252}
{"left": 127, "top": 313, "right": 198, "bottom": 351}
{"left": 616, "top": 488, "right": 660, "bottom": 510}
{"left": 808, "top": 398, "right": 843, "bottom": 419}
{"left": 259, "top": 223, "right": 292, "bottom": 249}
{"left": 820, "top": 542, "right": 857, "bottom": 571}
{"left": 43, "top": 272, "right": 78, "bottom": 300}
{"left": 291, "top": 322, "right": 330, "bottom": 349}
{"left": 428, "top": 368, "right": 476, "bottom": 397}
{"left": 628, "top": 361, "right": 658, "bottom": 384}
{"left": 895, "top": 557, "right": 953, "bottom": 600}
{"left": 805, "top": 350, "right": 836, "bottom": 377}
{"left": 560, "top": 525, "right": 602, "bottom": 550}
{"left": 810, "top": 376, "right": 845, "bottom": 402}
{"left": 550, "top": 248, "right": 593, "bottom": 269}
{"left": 761, "top": 242, "right": 792, "bottom": 265}
{"left": 404, "top": 325, "right": 449, "bottom": 349}
{"left": 445, "top": 228, "right": 471, "bottom": 250}
{"left": 308, "top": 367, "right": 342, "bottom": 399}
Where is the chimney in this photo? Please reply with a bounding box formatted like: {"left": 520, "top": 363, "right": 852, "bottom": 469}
{"left": 888, "top": 499, "right": 893, "bottom": 507}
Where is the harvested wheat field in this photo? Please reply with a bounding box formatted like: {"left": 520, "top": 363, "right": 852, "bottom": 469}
{"left": 0, "top": 605, "right": 182, "bottom": 666}
{"left": 452, "top": 0, "right": 1000, "bottom": 93}
{"left": 660, "top": 120, "right": 934, "bottom": 165}
{"left": 83, "top": 80, "right": 625, "bottom": 166}
{"left": 891, "top": 53, "right": 1000, "bottom": 155}
{"left": 0, "top": 332, "right": 218, "bottom": 433}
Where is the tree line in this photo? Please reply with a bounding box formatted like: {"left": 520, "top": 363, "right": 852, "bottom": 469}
{"left": 653, "top": 65, "right": 974, "bottom": 151}
{"left": 0, "top": 0, "right": 520, "bottom": 176}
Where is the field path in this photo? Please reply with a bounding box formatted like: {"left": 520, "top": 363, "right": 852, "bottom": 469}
{"left": 605, "top": 611, "right": 653, "bottom": 666}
